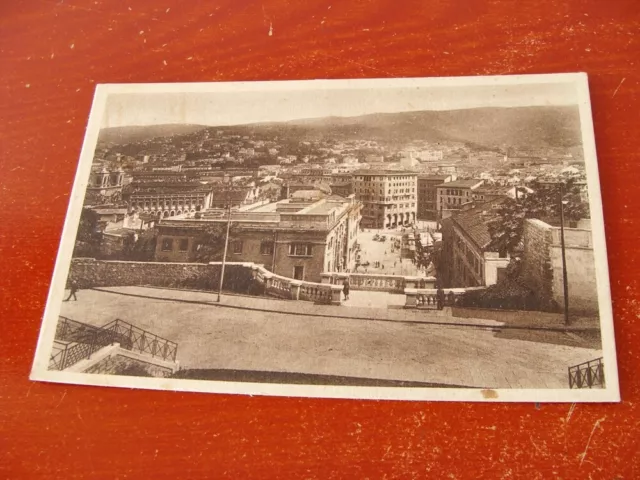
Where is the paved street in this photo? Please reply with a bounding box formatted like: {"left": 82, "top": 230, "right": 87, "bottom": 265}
{"left": 356, "top": 229, "right": 423, "bottom": 276}
{"left": 57, "top": 286, "right": 602, "bottom": 389}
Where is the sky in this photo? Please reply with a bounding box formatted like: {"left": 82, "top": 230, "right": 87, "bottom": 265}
{"left": 100, "top": 81, "right": 580, "bottom": 128}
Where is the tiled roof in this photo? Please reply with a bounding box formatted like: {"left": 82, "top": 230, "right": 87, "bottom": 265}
{"left": 450, "top": 198, "right": 506, "bottom": 249}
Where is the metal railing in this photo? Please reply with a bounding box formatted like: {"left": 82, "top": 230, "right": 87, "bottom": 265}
{"left": 49, "top": 317, "right": 178, "bottom": 371}
{"left": 568, "top": 358, "right": 605, "bottom": 389}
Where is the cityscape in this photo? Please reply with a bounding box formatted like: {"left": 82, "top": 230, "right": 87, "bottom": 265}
{"left": 39, "top": 81, "right": 609, "bottom": 396}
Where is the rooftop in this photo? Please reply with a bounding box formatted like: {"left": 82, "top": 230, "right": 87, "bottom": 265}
{"left": 450, "top": 198, "right": 506, "bottom": 250}
{"left": 354, "top": 170, "right": 418, "bottom": 176}
{"left": 437, "top": 179, "right": 484, "bottom": 189}
{"left": 418, "top": 174, "right": 451, "bottom": 181}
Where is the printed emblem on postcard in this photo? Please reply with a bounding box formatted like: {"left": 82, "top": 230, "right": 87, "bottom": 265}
{"left": 31, "top": 74, "right": 620, "bottom": 402}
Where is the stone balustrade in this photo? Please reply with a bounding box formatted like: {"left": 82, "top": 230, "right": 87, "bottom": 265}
{"left": 251, "top": 265, "right": 342, "bottom": 305}
{"left": 404, "top": 287, "right": 487, "bottom": 309}
{"left": 320, "top": 272, "right": 436, "bottom": 293}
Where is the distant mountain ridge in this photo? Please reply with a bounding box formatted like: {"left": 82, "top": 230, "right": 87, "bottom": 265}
{"left": 98, "top": 105, "right": 582, "bottom": 149}
{"left": 98, "top": 124, "right": 208, "bottom": 144}
{"left": 272, "top": 106, "right": 582, "bottom": 149}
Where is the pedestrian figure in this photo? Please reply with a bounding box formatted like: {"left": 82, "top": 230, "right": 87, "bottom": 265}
{"left": 342, "top": 278, "right": 350, "bottom": 301}
{"left": 436, "top": 286, "right": 445, "bottom": 310}
{"left": 447, "top": 291, "right": 456, "bottom": 306}
{"left": 64, "top": 279, "right": 79, "bottom": 302}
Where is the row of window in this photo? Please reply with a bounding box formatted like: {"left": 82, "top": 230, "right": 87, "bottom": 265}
{"left": 131, "top": 201, "right": 204, "bottom": 209}
{"left": 159, "top": 238, "right": 313, "bottom": 257}
{"left": 439, "top": 189, "right": 470, "bottom": 197}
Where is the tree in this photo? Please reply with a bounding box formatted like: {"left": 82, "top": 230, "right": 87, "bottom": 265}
{"left": 193, "top": 223, "right": 237, "bottom": 263}
{"left": 73, "top": 208, "right": 102, "bottom": 257}
{"left": 487, "top": 180, "right": 589, "bottom": 258}
{"left": 127, "top": 227, "right": 158, "bottom": 261}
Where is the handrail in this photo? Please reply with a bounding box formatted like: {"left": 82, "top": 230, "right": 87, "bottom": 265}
{"left": 49, "top": 316, "right": 178, "bottom": 371}
{"left": 568, "top": 357, "right": 605, "bottom": 389}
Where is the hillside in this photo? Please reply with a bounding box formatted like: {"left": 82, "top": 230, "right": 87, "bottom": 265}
{"left": 98, "top": 124, "right": 208, "bottom": 144}
{"left": 272, "top": 106, "right": 583, "bottom": 149}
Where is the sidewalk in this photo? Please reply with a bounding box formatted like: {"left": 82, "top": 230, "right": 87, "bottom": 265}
{"left": 94, "top": 286, "right": 600, "bottom": 333}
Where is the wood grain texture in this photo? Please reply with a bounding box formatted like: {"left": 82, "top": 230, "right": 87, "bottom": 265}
{"left": 1, "top": 0, "right": 638, "bottom": 478}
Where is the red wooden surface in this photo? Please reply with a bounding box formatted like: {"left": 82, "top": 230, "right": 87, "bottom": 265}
{"left": 1, "top": 1, "right": 639, "bottom": 478}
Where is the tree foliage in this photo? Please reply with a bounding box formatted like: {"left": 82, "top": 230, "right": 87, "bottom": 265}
{"left": 73, "top": 208, "right": 102, "bottom": 257}
{"left": 126, "top": 228, "right": 158, "bottom": 261}
{"left": 193, "top": 223, "right": 238, "bottom": 263}
{"left": 487, "top": 180, "right": 589, "bottom": 258}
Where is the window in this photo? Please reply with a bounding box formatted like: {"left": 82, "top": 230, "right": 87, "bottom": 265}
{"left": 260, "top": 241, "right": 274, "bottom": 255}
{"left": 232, "top": 240, "right": 243, "bottom": 254}
{"left": 161, "top": 238, "right": 173, "bottom": 251}
{"left": 289, "top": 243, "right": 313, "bottom": 256}
{"left": 179, "top": 238, "right": 189, "bottom": 252}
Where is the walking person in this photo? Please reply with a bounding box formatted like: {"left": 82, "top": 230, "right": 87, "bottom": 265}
{"left": 64, "top": 279, "right": 79, "bottom": 302}
{"left": 342, "top": 278, "right": 350, "bottom": 301}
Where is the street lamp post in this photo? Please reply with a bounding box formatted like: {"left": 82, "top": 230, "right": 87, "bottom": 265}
{"left": 216, "top": 203, "right": 232, "bottom": 303}
{"left": 559, "top": 184, "right": 570, "bottom": 325}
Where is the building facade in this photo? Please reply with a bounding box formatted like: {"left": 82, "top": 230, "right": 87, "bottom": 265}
{"left": 353, "top": 170, "right": 418, "bottom": 228}
{"left": 417, "top": 174, "right": 452, "bottom": 221}
{"left": 521, "top": 218, "right": 597, "bottom": 314}
{"left": 123, "top": 183, "right": 213, "bottom": 218}
{"left": 85, "top": 167, "right": 125, "bottom": 205}
{"left": 154, "top": 196, "right": 362, "bottom": 282}
{"left": 440, "top": 199, "right": 510, "bottom": 288}
{"left": 436, "top": 179, "right": 484, "bottom": 220}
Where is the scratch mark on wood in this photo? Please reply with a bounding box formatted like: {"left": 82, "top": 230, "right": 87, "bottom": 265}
{"left": 76, "top": 406, "right": 85, "bottom": 425}
{"left": 55, "top": 391, "right": 67, "bottom": 408}
{"left": 529, "top": 435, "right": 544, "bottom": 455}
{"left": 579, "top": 416, "right": 605, "bottom": 467}
{"left": 612, "top": 78, "right": 626, "bottom": 97}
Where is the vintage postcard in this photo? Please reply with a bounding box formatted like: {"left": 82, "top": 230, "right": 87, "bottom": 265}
{"left": 31, "top": 74, "right": 619, "bottom": 402}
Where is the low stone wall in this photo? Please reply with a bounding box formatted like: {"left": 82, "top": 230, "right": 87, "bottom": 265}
{"left": 68, "top": 258, "right": 342, "bottom": 305}
{"left": 404, "top": 287, "right": 486, "bottom": 309}
{"left": 321, "top": 272, "right": 436, "bottom": 293}
{"left": 254, "top": 265, "right": 342, "bottom": 305}
{"left": 69, "top": 258, "right": 254, "bottom": 293}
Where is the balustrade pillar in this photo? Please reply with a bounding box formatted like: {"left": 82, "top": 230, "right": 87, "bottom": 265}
{"left": 290, "top": 280, "right": 302, "bottom": 300}
{"left": 404, "top": 288, "right": 417, "bottom": 308}
{"left": 330, "top": 285, "right": 343, "bottom": 305}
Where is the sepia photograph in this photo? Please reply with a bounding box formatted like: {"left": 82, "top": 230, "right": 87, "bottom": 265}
{"left": 30, "top": 74, "right": 619, "bottom": 402}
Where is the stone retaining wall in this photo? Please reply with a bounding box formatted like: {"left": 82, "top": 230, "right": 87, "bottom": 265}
{"left": 69, "top": 258, "right": 254, "bottom": 293}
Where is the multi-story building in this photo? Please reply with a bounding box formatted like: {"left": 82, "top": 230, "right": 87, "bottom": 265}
{"left": 440, "top": 198, "right": 510, "bottom": 288}
{"left": 85, "top": 167, "right": 126, "bottom": 205}
{"left": 417, "top": 174, "right": 453, "bottom": 221}
{"left": 123, "top": 183, "right": 213, "bottom": 218}
{"left": 436, "top": 179, "right": 484, "bottom": 219}
{"left": 353, "top": 170, "right": 418, "bottom": 229}
{"left": 329, "top": 181, "right": 353, "bottom": 198}
{"left": 154, "top": 194, "right": 362, "bottom": 282}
